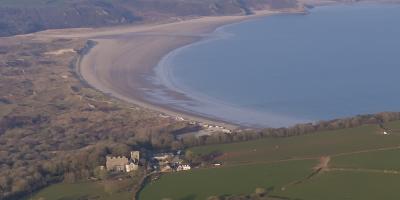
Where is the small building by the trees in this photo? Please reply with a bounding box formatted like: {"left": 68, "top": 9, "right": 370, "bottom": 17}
{"left": 106, "top": 151, "right": 140, "bottom": 173}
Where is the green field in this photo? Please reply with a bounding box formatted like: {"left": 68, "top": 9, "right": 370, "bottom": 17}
{"left": 140, "top": 122, "right": 400, "bottom": 200}
{"left": 280, "top": 146, "right": 400, "bottom": 200}
{"left": 191, "top": 124, "right": 400, "bottom": 164}
{"left": 278, "top": 171, "right": 400, "bottom": 200}
{"left": 26, "top": 180, "right": 133, "bottom": 200}
{"left": 140, "top": 160, "right": 315, "bottom": 200}
{"left": 331, "top": 148, "right": 400, "bottom": 170}
{"left": 386, "top": 120, "right": 400, "bottom": 131}
{"left": 28, "top": 122, "right": 400, "bottom": 200}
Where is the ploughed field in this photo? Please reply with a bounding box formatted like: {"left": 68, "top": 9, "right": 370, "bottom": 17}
{"left": 139, "top": 121, "right": 400, "bottom": 200}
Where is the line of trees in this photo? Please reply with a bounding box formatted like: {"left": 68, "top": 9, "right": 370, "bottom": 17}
{"left": 177, "top": 112, "right": 400, "bottom": 148}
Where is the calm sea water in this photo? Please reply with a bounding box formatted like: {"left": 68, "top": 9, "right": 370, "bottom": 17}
{"left": 154, "top": 4, "right": 400, "bottom": 127}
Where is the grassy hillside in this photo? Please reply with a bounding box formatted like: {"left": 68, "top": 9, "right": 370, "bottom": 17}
{"left": 191, "top": 124, "right": 400, "bottom": 164}
{"left": 331, "top": 149, "right": 400, "bottom": 170}
{"left": 277, "top": 171, "right": 400, "bottom": 200}
{"left": 139, "top": 121, "right": 400, "bottom": 200}
{"left": 25, "top": 181, "right": 133, "bottom": 200}
{"left": 141, "top": 160, "right": 315, "bottom": 200}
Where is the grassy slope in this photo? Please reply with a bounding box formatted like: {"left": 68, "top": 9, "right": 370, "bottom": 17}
{"left": 140, "top": 121, "right": 400, "bottom": 200}
{"left": 191, "top": 124, "right": 400, "bottom": 164}
{"left": 386, "top": 120, "right": 400, "bottom": 131}
{"left": 30, "top": 122, "right": 400, "bottom": 200}
{"left": 278, "top": 171, "right": 400, "bottom": 200}
{"left": 331, "top": 148, "right": 400, "bottom": 170}
{"left": 140, "top": 160, "right": 315, "bottom": 200}
{"left": 26, "top": 181, "right": 132, "bottom": 200}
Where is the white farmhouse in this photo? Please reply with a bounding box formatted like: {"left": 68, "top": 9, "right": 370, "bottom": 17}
{"left": 126, "top": 163, "right": 139, "bottom": 172}
{"left": 177, "top": 164, "right": 191, "bottom": 171}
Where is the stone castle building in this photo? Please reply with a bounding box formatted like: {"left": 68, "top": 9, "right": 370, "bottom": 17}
{"left": 106, "top": 151, "right": 140, "bottom": 172}
{"left": 106, "top": 156, "right": 129, "bottom": 172}
{"left": 131, "top": 151, "right": 140, "bottom": 162}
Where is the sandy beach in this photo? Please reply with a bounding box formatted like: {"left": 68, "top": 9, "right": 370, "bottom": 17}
{"left": 36, "top": 9, "right": 302, "bottom": 130}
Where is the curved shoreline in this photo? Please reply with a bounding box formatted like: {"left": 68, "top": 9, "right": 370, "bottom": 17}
{"left": 153, "top": 17, "right": 310, "bottom": 128}
{"left": 80, "top": 36, "right": 237, "bottom": 129}
{"left": 151, "top": 2, "right": 400, "bottom": 128}
{"left": 73, "top": 9, "right": 304, "bottom": 130}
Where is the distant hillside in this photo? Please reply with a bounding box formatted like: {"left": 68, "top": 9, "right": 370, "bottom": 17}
{"left": 0, "top": 0, "right": 138, "bottom": 37}
{"left": 0, "top": 0, "right": 298, "bottom": 37}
